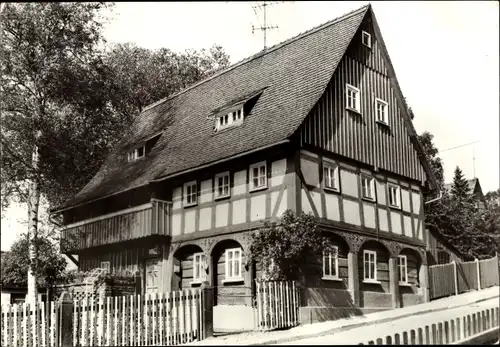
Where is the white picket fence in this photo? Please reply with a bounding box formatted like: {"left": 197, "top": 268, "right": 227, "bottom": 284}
{"left": 1, "top": 301, "right": 57, "bottom": 347}
{"left": 73, "top": 290, "right": 204, "bottom": 346}
{"left": 359, "top": 306, "right": 500, "bottom": 345}
{"left": 255, "top": 280, "right": 300, "bottom": 331}
{"left": 2, "top": 289, "right": 206, "bottom": 347}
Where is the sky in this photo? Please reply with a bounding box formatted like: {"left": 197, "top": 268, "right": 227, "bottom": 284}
{"left": 1, "top": 1, "right": 499, "bottom": 251}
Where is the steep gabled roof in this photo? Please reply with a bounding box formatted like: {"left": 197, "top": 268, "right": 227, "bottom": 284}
{"left": 55, "top": 4, "right": 370, "bottom": 211}
{"left": 55, "top": 4, "right": 438, "bottom": 212}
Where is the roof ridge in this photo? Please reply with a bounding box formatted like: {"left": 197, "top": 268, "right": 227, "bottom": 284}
{"left": 141, "top": 4, "right": 370, "bottom": 113}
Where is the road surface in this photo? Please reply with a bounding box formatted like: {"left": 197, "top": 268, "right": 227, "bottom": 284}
{"left": 277, "top": 298, "right": 499, "bottom": 345}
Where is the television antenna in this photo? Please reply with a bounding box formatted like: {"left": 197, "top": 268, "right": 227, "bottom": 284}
{"left": 251, "top": 1, "right": 285, "bottom": 50}
{"left": 438, "top": 140, "right": 481, "bottom": 179}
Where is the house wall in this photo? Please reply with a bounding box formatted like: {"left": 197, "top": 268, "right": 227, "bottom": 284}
{"left": 299, "top": 241, "right": 351, "bottom": 308}
{"left": 298, "top": 12, "right": 427, "bottom": 186}
{"left": 165, "top": 145, "right": 295, "bottom": 244}
{"left": 298, "top": 149, "right": 426, "bottom": 246}
{"left": 78, "top": 241, "right": 170, "bottom": 293}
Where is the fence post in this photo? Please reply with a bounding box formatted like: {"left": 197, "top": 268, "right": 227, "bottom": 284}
{"left": 201, "top": 283, "right": 214, "bottom": 338}
{"left": 57, "top": 292, "right": 74, "bottom": 347}
{"left": 475, "top": 258, "right": 481, "bottom": 290}
{"left": 451, "top": 261, "right": 458, "bottom": 295}
{"left": 134, "top": 271, "right": 142, "bottom": 295}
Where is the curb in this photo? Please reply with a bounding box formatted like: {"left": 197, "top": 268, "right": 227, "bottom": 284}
{"left": 249, "top": 293, "right": 499, "bottom": 346}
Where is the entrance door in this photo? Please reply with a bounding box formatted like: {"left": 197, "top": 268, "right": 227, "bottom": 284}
{"left": 145, "top": 258, "right": 161, "bottom": 293}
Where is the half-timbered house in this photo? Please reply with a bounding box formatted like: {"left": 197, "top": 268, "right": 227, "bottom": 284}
{"left": 53, "top": 4, "right": 442, "bottom": 326}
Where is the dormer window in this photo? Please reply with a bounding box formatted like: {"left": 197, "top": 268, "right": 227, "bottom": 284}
{"left": 216, "top": 106, "right": 244, "bottom": 131}
{"left": 362, "top": 30, "right": 371, "bottom": 48}
{"left": 127, "top": 145, "right": 145, "bottom": 162}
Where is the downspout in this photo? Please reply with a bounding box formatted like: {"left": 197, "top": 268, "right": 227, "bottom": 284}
{"left": 424, "top": 190, "right": 443, "bottom": 205}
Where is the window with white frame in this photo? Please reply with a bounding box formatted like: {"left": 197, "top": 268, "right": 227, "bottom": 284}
{"left": 193, "top": 252, "right": 207, "bottom": 282}
{"left": 215, "top": 172, "right": 230, "bottom": 199}
{"left": 388, "top": 184, "right": 401, "bottom": 208}
{"left": 216, "top": 107, "right": 244, "bottom": 131}
{"left": 250, "top": 161, "right": 267, "bottom": 191}
{"left": 323, "top": 163, "right": 340, "bottom": 192}
{"left": 100, "top": 261, "right": 110, "bottom": 272}
{"left": 362, "top": 30, "right": 372, "bottom": 48}
{"left": 225, "top": 248, "right": 242, "bottom": 280}
{"left": 398, "top": 255, "right": 408, "bottom": 284}
{"left": 323, "top": 246, "right": 339, "bottom": 278}
{"left": 376, "top": 98, "right": 388, "bottom": 124}
{"left": 127, "top": 145, "right": 145, "bottom": 162}
{"left": 184, "top": 181, "right": 197, "bottom": 206}
{"left": 361, "top": 176, "right": 376, "bottom": 201}
{"left": 346, "top": 84, "right": 361, "bottom": 112}
{"left": 363, "top": 250, "right": 377, "bottom": 281}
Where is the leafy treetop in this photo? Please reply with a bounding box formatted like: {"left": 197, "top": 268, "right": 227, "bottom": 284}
{"left": 1, "top": 233, "right": 68, "bottom": 287}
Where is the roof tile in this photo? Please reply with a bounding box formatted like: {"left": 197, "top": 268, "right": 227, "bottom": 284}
{"left": 59, "top": 5, "right": 370, "bottom": 209}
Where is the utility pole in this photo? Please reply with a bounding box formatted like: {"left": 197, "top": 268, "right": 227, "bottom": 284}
{"left": 251, "top": 1, "right": 283, "bottom": 50}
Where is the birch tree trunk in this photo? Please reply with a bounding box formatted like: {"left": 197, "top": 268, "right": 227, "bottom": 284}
{"left": 26, "top": 130, "right": 42, "bottom": 304}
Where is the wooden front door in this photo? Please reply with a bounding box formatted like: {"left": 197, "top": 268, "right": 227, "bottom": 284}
{"left": 145, "top": 258, "right": 161, "bottom": 293}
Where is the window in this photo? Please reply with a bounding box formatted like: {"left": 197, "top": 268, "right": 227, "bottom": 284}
{"left": 361, "top": 176, "right": 376, "bottom": 201}
{"left": 323, "top": 163, "right": 340, "bottom": 192}
{"left": 398, "top": 255, "right": 408, "bottom": 284}
{"left": 346, "top": 84, "right": 360, "bottom": 112}
{"left": 184, "top": 181, "right": 197, "bottom": 206}
{"left": 100, "top": 261, "right": 110, "bottom": 273}
{"left": 127, "top": 145, "right": 146, "bottom": 162}
{"left": 193, "top": 253, "right": 207, "bottom": 282}
{"left": 362, "top": 30, "right": 372, "bottom": 48}
{"left": 323, "top": 246, "right": 339, "bottom": 278}
{"left": 215, "top": 172, "right": 230, "bottom": 199}
{"left": 363, "top": 250, "right": 377, "bottom": 281}
{"left": 216, "top": 107, "right": 244, "bottom": 131}
{"left": 250, "top": 161, "right": 267, "bottom": 191}
{"left": 225, "top": 248, "right": 243, "bottom": 280}
{"left": 388, "top": 184, "right": 401, "bottom": 208}
{"left": 376, "top": 98, "right": 388, "bottom": 124}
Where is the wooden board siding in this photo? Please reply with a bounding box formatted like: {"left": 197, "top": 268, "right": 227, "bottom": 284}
{"left": 79, "top": 244, "right": 170, "bottom": 293}
{"left": 212, "top": 243, "right": 250, "bottom": 306}
{"left": 61, "top": 200, "right": 171, "bottom": 252}
{"left": 298, "top": 14, "right": 426, "bottom": 185}
{"left": 298, "top": 150, "right": 424, "bottom": 246}
{"left": 358, "top": 243, "right": 390, "bottom": 293}
{"left": 63, "top": 185, "right": 152, "bottom": 225}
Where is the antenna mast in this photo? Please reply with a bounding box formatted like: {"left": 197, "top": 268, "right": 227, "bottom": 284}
{"left": 252, "top": 1, "right": 282, "bottom": 50}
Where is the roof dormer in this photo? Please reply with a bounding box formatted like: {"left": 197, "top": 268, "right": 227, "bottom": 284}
{"left": 211, "top": 87, "right": 266, "bottom": 133}
{"left": 126, "top": 133, "right": 162, "bottom": 162}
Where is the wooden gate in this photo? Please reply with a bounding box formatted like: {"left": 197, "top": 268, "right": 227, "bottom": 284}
{"left": 254, "top": 280, "right": 300, "bottom": 331}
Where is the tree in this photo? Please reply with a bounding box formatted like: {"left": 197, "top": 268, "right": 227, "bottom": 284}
{"left": 249, "top": 210, "right": 335, "bottom": 281}
{"left": 1, "top": 3, "right": 233, "bottom": 302}
{"left": 1, "top": 233, "right": 67, "bottom": 288}
{"left": 450, "top": 167, "right": 471, "bottom": 202}
{"left": 417, "top": 131, "right": 444, "bottom": 191}
{"left": 485, "top": 189, "right": 500, "bottom": 208}
{"left": 1, "top": 2, "right": 112, "bottom": 302}
{"left": 104, "top": 43, "right": 230, "bottom": 120}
